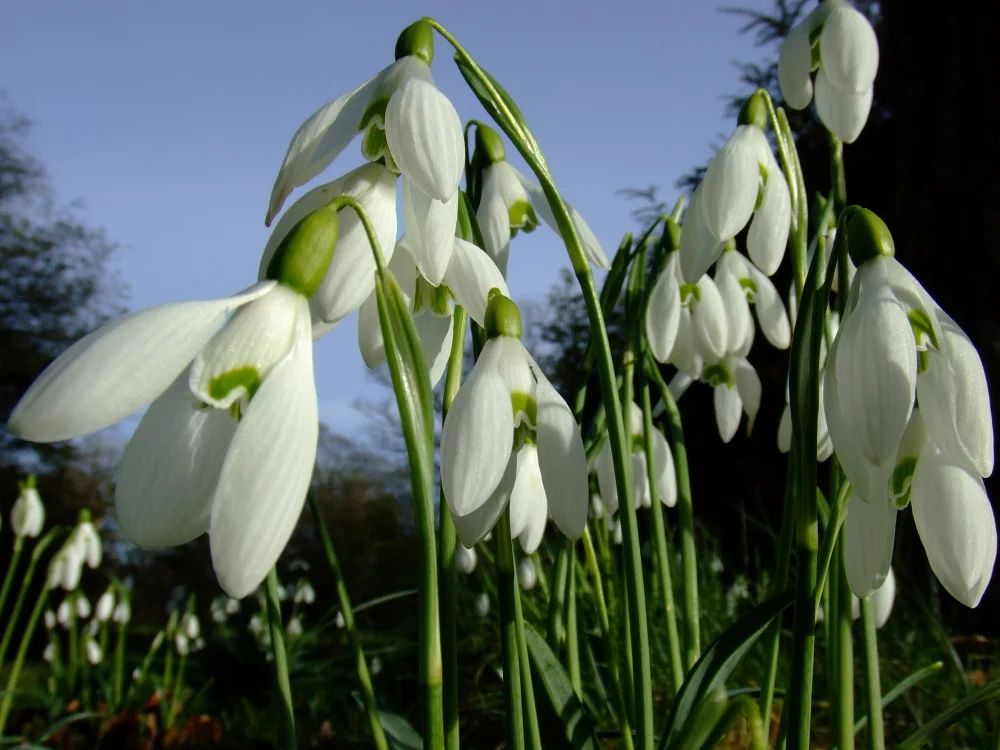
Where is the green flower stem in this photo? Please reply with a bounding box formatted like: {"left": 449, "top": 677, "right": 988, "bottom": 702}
{"left": 776, "top": 107, "right": 809, "bottom": 297}
{"left": 829, "top": 133, "right": 847, "bottom": 216}
{"left": 309, "top": 494, "right": 388, "bottom": 750}
{"left": 705, "top": 694, "right": 767, "bottom": 750}
{"left": 0, "top": 537, "right": 24, "bottom": 624}
{"left": 438, "top": 305, "right": 468, "bottom": 750}
{"left": 125, "top": 628, "right": 166, "bottom": 709}
{"left": 812, "top": 482, "right": 851, "bottom": 619}
{"left": 566, "top": 554, "right": 582, "bottom": 698}
{"left": 546, "top": 543, "right": 570, "bottom": 650}
{"left": 113, "top": 616, "right": 127, "bottom": 710}
{"left": 169, "top": 651, "right": 188, "bottom": 727}
{"left": 760, "top": 90, "right": 799, "bottom": 224}
{"left": 0, "top": 585, "right": 49, "bottom": 735}
{"left": 264, "top": 567, "right": 298, "bottom": 750}
{"left": 512, "top": 554, "right": 542, "bottom": 750}
{"left": 620, "top": 582, "right": 635, "bottom": 725}
{"left": 68, "top": 601, "right": 79, "bottom": 695}
{"left": 860, "top": 597, "right": 886, "bottom": 750}
{"left": 641, "top": 383, "right": 683, "bottom": 695}
{"left": 0, "top": 529, "right": 61, "bottom": 668}
{"left": 835, "top": 540, "right": 855, "bottom": 750}
{"left": 496, "top": 509, "right": 525, "bottom": 750}
{"left": 363, "top": 196, "right": 444, "bottom": 749}
{"left": 760, "top": 457, "right": 797, "bottom": 739}
{"left": 532, "top": 552, "right": 551, "bottom": 605}
{"left": 645, "top": 355, "right": 700, "bottom": 667}
{"left": 582, "top": 526, "right": 633, "bottom": 750}
{"left": 433, "top": 22, "right": 649, "bottom": 744}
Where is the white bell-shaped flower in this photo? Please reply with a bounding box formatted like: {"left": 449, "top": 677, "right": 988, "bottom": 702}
{"left": 476, "top": 160, "right": 540, "bottom": 277}
{"left": 182, "top": 612, "right": 201, "bottom": 640}
{"left": 287, "top": 616, "right": 303, "bottom": 637}
{"left": 850, "top": 567, "right": 896, "bottom": 628}
{"left": 681, "top": 127, "right": 791, "bottom": 282}
{"left": 646, "top": 252, "right": 683, "bottom": 365}
{"left": 259, "top": 163, "right": 398, "bottom": 328}
{"left": 294, "top": 580, "right": 316, "bottom": 605}
{"left": 779, "top": 0, "right": 879, "bottom": 142}
{"left": 518, "top": 558, "right": 537, "bottom": 591}
{"left": 454, "top": 543, "right": 478, "bottom": 575}
{"left": 717, "top": 250, "right": 791, "bottom": 350}
{"left": 10, "top": 484, "right": 45, "bottom": 539}
{"left": 594, "top": 402, "right": 676, "bottom": 515}
{"left": 175, "top": 632, "right": 189, "bottom": 656}
{"left": 43, "top": 643, "right": 56, "bottom": 663}
{"left": 71, "top": 518, "right": 103, "bottom": 570}
{"left": 474, "top": 592, "right": 490, "bottom": 618}
{"left": 911, "top": 441, "right": 997, "bottom": 608}
{"left": 112, "top": 600, "right": 132, "bottom": 625}
{"left": 440, "top": 294, "right": 589, "bottom": 551}
{"left": 76, "top": 594, "right": 91, "bottom": 619}
{"left": 44, "top": 609, "right": 57, "bottom": 630}
{"left": 47, "top": 542, "right": 84, "bottom": 592}
{"left": 590, "top": 493, "right": 605, "bottom": 521}
{"left": 358, "top": 236, "right": 509, "bottom": 388}
{"left": 57, "top": 600, "right": 72, "bottom": 628}
{"left": 705, "top": 357, "right": 762, "bottom": 444}
{"left": 266, "top": 24, "right": 463, "bottom": 224}
{"left": 844, "top": 488, "right": 897, "bottom": 598}
{"left": 85, "top": 638, "right": 103, "bottom": 665}
{"left": 95, "top": 591, "right": 115, "bottom": 622}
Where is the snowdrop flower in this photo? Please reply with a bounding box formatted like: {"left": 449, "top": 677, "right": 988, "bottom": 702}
{"left": 43, "top": 644, "right": 56, "bottom": 663}
{"left": 473, "top": 125, "right": 607, "bottom": 275}
{"left": 474, "top": 592, "right": 490, "bottom": 618}
{"left": 44, "top": 609, "right": 57, "bottom": 630}
{"left": 95, "top": 591, "right": 115, "bottom": 622}
{"left": 85, "top": 638, "right": 102, "bottom": 665}
{"left": 454, "top": 544, "right": 477, "bottom": 575}
{"left": 181, "top": 613, "right": 200, "bottom": 640}
{"left": 518, "top": 558, "right": 537, "bottom": 591}
{"left": 70, "top": 513, "right": 102, "bottom": 570}
{"left": 334, "top": 611, "right": 345, "bottom": 629}
{"left": 294, "top": 580, "right": 315, "bottom": 605}
{"left": 370, "top": 657, "right": 383, "bottom": 677}
{"left": 194, "top": 637, "right": 205, "bottom": 652}
{"left": 850, "top": 567, "right": 895, "bottom": 628}
{"left": 10, "top": 479, "right": 45, "bottom": 539}
{"left": 779, "top": 0, "right": 879, "bottom": 143}
{"left": 277, "top": 585, "right": 289, "bottom": 602}
{"left": 715, "top": 249, "right": 791, "bottom": 351}
{"left": 590, "top": 493, "right": 604, "bottom": 521}
{"left": 287, "top": 616, "right": 303, "bottom": 637}
{"left": 47, "top": 543, "right": 83, "bottom": 591}
{"left": 358, "top": 236, "right": 509, "bottom": 387}
{"left": 611, "top": 518, "right": 623, "bottom": 546}
{"left": 75, "top": 594, "right": 91, "bottom": 619}
{"left": 210, "top": 598, "right": 227, "bottom": 623}
{"left": 56, "top": 600, "right": 72, "bottom": 628}
{"left": 267, "top": 21, "right": 463, "bottom": 288}
{"left": 225, "top": 598, "right": 240, "bottom": 615}
{"left": 87, "top": 618, "right": 99, "bottom": 637}
{"left": 441, "top": 292, "right": 588, "bottom": 553}
{"left": 7, "top": 202, "right": 358, "bottom": 599}
{"left": 595, "top": 402, "right": 676, "bottom": 515}
{"left": 248, "top": 615, "right": 265, "bottom": 636}
{"left": 679, "top": 93, "right": 791, "bottom": 282}
{"left": 112, "top": 601, "right": 131, "bottom": 625}
{"left": 175, "top": 633, "right": 189, "bottom": 656}
{"left": 709, "top": 556, "right": 725, "bottom": 575}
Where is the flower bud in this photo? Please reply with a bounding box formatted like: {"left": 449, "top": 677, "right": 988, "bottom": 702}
{"left": 395, "top": 20, "right": 434, "bottom": 66}
{"left": 484, "top": 289, "right": 522, "bottom": 340}
{"left": 841, "top": 206, "right": 894, "bottom": 268}
{"left": 266, "top": 203, "right": 340, "bottom": 298}
{"left": 738, "top": 90, "right": 769, "bottom": 131}
{"left": 96, "top": 591, "right": 115, "bottom": 622}
{"left": 474, "top": 592, "right": 490, "bottom": 618}
{"left": 474, "top": 124, "right": 507, "bottom": 166}
{"left": 518, "top": 558, "right": 537, "bottom": 591}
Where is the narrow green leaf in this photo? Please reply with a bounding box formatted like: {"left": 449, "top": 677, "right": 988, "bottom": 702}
{"left": 37, "top": 711, "right": 102, "bottom": 742}
{"left": 524, "top": 625, "right": 600, "bottom": 750}
{"left": 658, "top": 590, "right": 794, "bottom": 749}
{"left": 380, "top": 710, "right": 424, "bottom": 750}
{"left": 454, "top": 56, "right": 538, "bottom": 159}
{"left": 896, "top": 678, "right": 1000, "bottom": 750}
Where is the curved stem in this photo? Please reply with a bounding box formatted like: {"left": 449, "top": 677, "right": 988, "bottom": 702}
{"left": 0, "top": 529, "right": 61, "bottom": 668}
{"left": 496, "top": 509, "right": 525, "bottom": 750}
{"left": 566, "top": 554, "right": 581, "bottom": 698}
{"left": 309, "top": 493, "right": 388, "bottom": 750}
{"left": 860, "top": 597, "right": 886, "bottom": 750}
{"left": 0, "top": 587, "right": 49, "bottom": 735}
{"left": 264, "top": 568, "right": 297, "bottom": 750}
{"left": 0, "top": 537, "right": 24, "bottom": 623}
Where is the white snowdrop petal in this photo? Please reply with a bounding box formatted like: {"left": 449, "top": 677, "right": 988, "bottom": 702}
{"left": 669, "top": 308, "right": 704, "bottom": 378}
{"left": 778, "top": 404, "right": 792, "bottom": 453}
{"left": 691, "top": 275, "right": 730, "bottom": 364}
{"left": 632, "top": 451, "right": 651, "bottom": 508}
{"left": 715, "top": 254, "right": 754, "bottom": 357}
{"left": 819, "top": 3, "right": 879, "bottom": 94}
{"left": 385, "top": 79, "right": 464, "bottom": 202}
{"left": 116, "top": 373, "right": 234, "bottom": 548}
{"left": 700, "top": 126, "right": 764, "bottom": 242}
{"left": 824, "top": 335, "right": 873, "bottom": 498}
{"left": 678, "top": 185, "right": 725, "bottom": 283}
{"left": 190, "top": 286, "right": 301, "bottom": 409}
{"left": 403, "top": 179, "right": 458, "bottom": 287}
{"left": 749, "top": 265, "right": 792, "bottom": 349}
{"left": 917, "top": 309, "right": 993, "bottom": 478}
{"left": 210, "top": 303, "right": 317, "bottom": 599}
{"left": 911, "top": 443, "right": 997, "bottom": 607}
{"left": 595, "top": 442, "right": 619, "bottom": 517}
{"left": 444, "top": 238, "right": 509, "bottom": 326}
{"left": 509, "top": 446, "right": 547, "bottom": 554}
{"left": 265, "top": 74, "right": 381, "bottom": 225}
{"left": 651, "top": 429, "right": 677, "bottom": 508}
{"left": 477, "top": 165, "right": 514, "bottom": 277}
{"left": 714, "top": 385, "right": 743, "bottom": 444}
{"left": 735, "top": 359, "right": 762, "bottom": 434}
{"left": 844, "top": 490, "right": 897, "bottom": 598}
{"left": 357, "top": 293, "right": 386, "bottom": 370}
{"left": 747, "top": 157, "right": 792, "bottom": 276}
{"left": 8, "top": 285, "right": 271, "bottom": 443}
{"left": 535, "top": 380, "right": 588, "bottom": 539}
{"left": 440, "top": 339, "right": 514, "bottom": 517}
{"left": 414, "top": 313, "right": 454, "bottom": 390}
{"left": 452, "top": 451, "right": 516, "bottom": 548}
{"left": 646, "top": 257, "right": 683, "bottom": 363}
{"left": 870, "top": 568, "right": 896, "bottom": 628}
{"left": 778, "top": 20, "right": 815, "bottom": 110}
{"left": 815, "top": 72, "right": 873, "bottom": 144}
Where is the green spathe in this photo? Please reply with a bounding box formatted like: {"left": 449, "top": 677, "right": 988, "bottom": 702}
{"left": 843, "top": 206, "right": 895, "bottom": 267}
{"left": 484, "top": 288, "right": 522, "bottom": 340}
{"left": 395, "top": 20, "right": 434, "bottom": 66}
{"left": 266, "top": 203, "right": 339, "bottom": 298}
{"left": 738, "top": 91, "right": 769, "bottom": 131}
{"left": 474, "top": 124, "right": 506, "bottom": 166}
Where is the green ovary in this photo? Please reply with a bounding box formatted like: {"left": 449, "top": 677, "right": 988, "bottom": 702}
{"left": 209, "top": 366, "right": 262, "bottom": 403}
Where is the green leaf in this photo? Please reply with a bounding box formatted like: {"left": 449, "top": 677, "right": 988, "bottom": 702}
{"left": 454, "top": 56, "right": 537, "bottom": 160}
{"left": 524, "top": 624, "right": 600, "bottom": 749}
{"left": 658, "top": 590, "right": 794, "bottom": 749}
{"left": 380, "top": 709, "right": 424, "bottom": 750}
{"left": 37, "top": 711, "right": 102, "bottom": 742}
{"left": 896, "top": 678, "right": 1000, "bottom": 750}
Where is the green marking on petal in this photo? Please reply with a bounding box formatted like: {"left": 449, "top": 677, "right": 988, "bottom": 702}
{"left": 701, "top": 363, "right": 732, "bottom": 388}
{"left": 891, "top": 455, "right": 918, "bottom": 509}
{"left": 413, "top": 277, "right": 431, "bottom": 314}
{"left": 361, "top": 122, "right": 390, "bottom": 163}
{"left": 511, "top": 392, "right": 538, "bottom": 427}
{"left": 513, "top": 422, "right": 537, "bottom": 452}
{"left": 739, "top": 276, "right": 759, "bottom": 302}
{"left": 908, "top": 309, "right": 939, "bottom": 352}
{"left": 209, "top": 366, "right": 262, "bottom": 403}
{"left": 917, "top": 348, "right": 929, "bottom": 375}
{"left": 680, "top": 282, "right": 700, "bottom": 307}
{"left": 509, "top": 200, "right": 539, "bottom": 233}
{"left": 631, "top": 434, "right": 646, "bottom": 455}
{"left": 430, "top": 284, "right": 452, "bottom": 316}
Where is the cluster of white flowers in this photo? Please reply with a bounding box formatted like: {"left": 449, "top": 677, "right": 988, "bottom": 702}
{"left": 46, "top": 513, "right": 102, "bottom": 592}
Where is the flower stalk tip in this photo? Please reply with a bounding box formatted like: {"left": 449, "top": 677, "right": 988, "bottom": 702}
{"left": 484, "top": 290, "right": 522, "bottom": 340}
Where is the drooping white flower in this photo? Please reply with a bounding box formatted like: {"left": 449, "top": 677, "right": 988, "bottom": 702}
{"left": 294, "top": 580, "right": 316, "bottom": 605}
{"left": 474, "top": 592, "right": 490, "bottom": 618}
{"left": 87, "top": 618, "right": 99, "bottom": 637}
{"left": 287, "top": 616, "right": 303, "bottom": 637}
{"left": 43, "top": 643, "right": 56, "bottom": 663}
{"left": 44, "top": 609, "right": 57, "bottom": 630}
{"left": 704, "top": 356, "right": 762, "bottom": 444}
{"left": 518, "top": 558, "right": 537, "bottom": 591}
{"left": 594, "top": 402, "right": 677, "bottom": 516}
{"left": 112, "top": 600, "right": 132, "bottom": 625}
{"left": 843, "top": 488, "right": 897, "bottom": 598}
{"left": 259, "top": 163, "right": 398, "bottom": 329}
{"left": 85, "top": 639, "right": 103, "bottom": 665}
{"left": 611, "top": 518, "right": 623, "bottom": 545}
{"left": 70, "top": 517, "right": 102, "bottom": 570}
{"left": 590, "top": 493, "right": 604, "bottom": 521}
{"left": 715, "top": 249, "right": 792, "bottom": 351}
{"left": 851, "top": 567, "right": 895, "bottom": 628}
{"left": 225, "top": 598, "right": 241, "bottom": 615}
{"left": 680, "top": 127, "right": 791, "bottom": 282}
{"left": 358, "top": 236, "right": 509, "bottom": 388}
{"left": 181, "top": 613, "right": 200, "bottom": 640}
{"left": 440, "top": 296, "right": 589, "bottom": 553}
{"left": 47, "top": 543, "right": 84, "bottom": 592}
{"left": 778, "top": 0, "right": 879, "bottom": 142}
{"left": 248, "top": 615, "right": 265, "bottom": 636}
{"left": 95, "top": 591, "right": 115, "bottom": 622}
{"left": 10, "top": 483, "right": 45, "bottom": 538}
{"left": 454, "top": 544, "right": 477, "bottom": 576}
{"left": 57, "top": 600, "right": 72, "bottom": 628}
{"left": 334, "top": 611, "right": 345, "bottom": 629}
{"left": 175, "top": 633, "right": 189, "bottom": 656}
{"left": 75, "top": 594, "right": 91, "bottom": 619}
{"left": 476, "top": 160, "right": 540, "bottom": 277}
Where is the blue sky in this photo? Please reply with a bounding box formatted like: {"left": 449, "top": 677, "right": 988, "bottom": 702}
{"left": 2, "top": 0, "right": 771, "bottom": 441}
